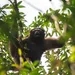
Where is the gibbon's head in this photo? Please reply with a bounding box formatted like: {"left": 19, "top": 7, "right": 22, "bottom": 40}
{"left": 30, "top": 28, "right": 45, "bottom": 42}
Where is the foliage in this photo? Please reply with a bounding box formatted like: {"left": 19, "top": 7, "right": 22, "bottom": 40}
{"left": 0, "top": 0, "right": 75, "bottom": 75}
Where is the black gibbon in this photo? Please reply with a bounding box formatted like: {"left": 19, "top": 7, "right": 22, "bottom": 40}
{"left": 10, "top": 28, "right": 64, "bottom": 64}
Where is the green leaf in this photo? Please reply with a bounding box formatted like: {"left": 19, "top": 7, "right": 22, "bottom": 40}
{"left": 30, "top": 68, "right": 40, "bottom": 75}
{"left": 17, "top": 1, "right": 22, "bottom": 6}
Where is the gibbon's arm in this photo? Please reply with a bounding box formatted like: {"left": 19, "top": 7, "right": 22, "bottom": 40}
{"left": 44, "top": 37, "right": 64, "bottom": 50}
{"left": 9, "top": 39, "right": 21, "bottom": 64}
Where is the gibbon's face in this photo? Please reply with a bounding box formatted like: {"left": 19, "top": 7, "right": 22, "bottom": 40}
{"left": 30, "top": 28, "right": 45, "bottom": 40}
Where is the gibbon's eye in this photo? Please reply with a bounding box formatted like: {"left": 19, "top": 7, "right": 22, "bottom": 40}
{"left": 34, "top": 30, "right": 40, "bottom": 37}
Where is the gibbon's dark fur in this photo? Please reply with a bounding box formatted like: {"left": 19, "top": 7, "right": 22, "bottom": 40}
{"left": 10, "top": 28, "right": 64, "bottom": 64}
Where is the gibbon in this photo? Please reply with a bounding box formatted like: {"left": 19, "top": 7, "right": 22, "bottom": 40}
{"left": 10, "top": 28, "right": 64, "bottom": 64}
